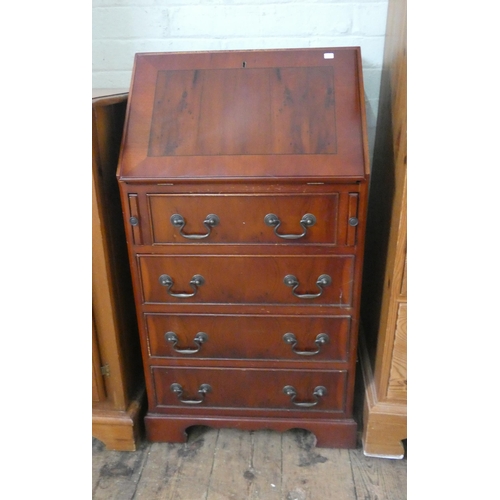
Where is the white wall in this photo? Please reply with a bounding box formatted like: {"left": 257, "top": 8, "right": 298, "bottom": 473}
{"left": 92, "top": 0, "right": 389, "bottom": 158}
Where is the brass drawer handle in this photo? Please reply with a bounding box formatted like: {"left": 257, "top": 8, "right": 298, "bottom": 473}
{"left": 170, "top": 383, "right": 212, "bottom": 405}
{"left": 159, "top": 274, "right": 205, "bottom": 298}
{"left": 283, "top": 274, "right": 331, "bottom": 299}
{"left": 170, "top": 213, "right": 220, "bottom": 239}
{"left": 283, "top": 333, "right": 329, "bottom": 356}
{"left": 165, "top": 331, "right": 208, "bottom": 354}
{"left": 283, "top": 385, "right": 327, "bottom": 407}
{"left": 264, "top": 213, "right": 316, "bottom": 239}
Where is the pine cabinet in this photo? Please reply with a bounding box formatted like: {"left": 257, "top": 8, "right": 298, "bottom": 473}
{"left": 92, "top": 91, "right": 145, "bottom": 451}
{"left": 359, "top": 0, "right": 407, "bottom": 458}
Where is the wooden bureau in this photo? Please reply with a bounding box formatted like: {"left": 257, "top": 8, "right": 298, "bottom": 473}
{"left": 117, "top": 48, "right": 370, "bottom": 448}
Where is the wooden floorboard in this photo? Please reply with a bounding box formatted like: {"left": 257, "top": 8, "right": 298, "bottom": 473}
{"left": 350, "top": 446, "right": 407, "bottom": 500}
{"left": 92, "top": 438, "right": 149, "bottom": 500}
{"left": 93, "top": 428, "right": 407, "bottom": 499}
{"left": 281, "top": 429, "right": 356, "bottom": 500}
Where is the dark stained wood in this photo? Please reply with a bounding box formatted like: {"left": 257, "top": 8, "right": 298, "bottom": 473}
{"left": 127, "top": 194, "right": 142, "bottom": 245}
{"left": 119, "top": 47, "right": 366, "bottom": 182}
{"left": 148, "top": 192, "right": 341, "bottom": 245}
{"left": 148, "top": 66, "right": 337, "bottom": 156}
{"left": 124, "top": 182, "right": 363, "bottom": 248}
{"left": 151, "top": 366, "right": 347, "bottom": 416}
{"left": 145, "top": 313, "right": 351, "bottom": 362}
{"left": 138, "top": 254, "right": 354, "bottom": 306}
{"left": 346, "top": 193, "right": 359, "bottom": 246}
{"left": 143, "top": 414, "right": 358, "bottom": 449}
{"left": 117, "top": 48, "right": 369, "bottom": 451}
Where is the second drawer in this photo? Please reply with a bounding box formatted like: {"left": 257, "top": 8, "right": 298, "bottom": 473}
{"left": 138, "top": 254, "right": 354, "bottom": 306}
{"left": 145, "top": 313, "right": 351, "bottom": 361}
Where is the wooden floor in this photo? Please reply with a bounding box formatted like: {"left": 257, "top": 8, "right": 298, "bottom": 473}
{"left": 92, "top": 427, "right": 407, "bottom": 499}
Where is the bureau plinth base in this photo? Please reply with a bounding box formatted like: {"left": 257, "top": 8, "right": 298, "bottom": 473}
{"left": 144, "top": 414, "right": 358, "bottom": 449}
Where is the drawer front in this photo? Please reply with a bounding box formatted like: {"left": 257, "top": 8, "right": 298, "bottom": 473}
{"left": 145, "top": 313, "right": 351, "bottom": 361}
{"left": 138, "top": 254, "right": 354, "bottom": 306}
{"left": 148, "top": 193, "right": 339, "bottom": 245}
{"left": 152, "top": 366, "right": 347, "bottom": 413}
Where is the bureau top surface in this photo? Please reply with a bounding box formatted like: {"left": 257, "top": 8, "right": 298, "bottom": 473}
{"left": 117, "top": 47, "right": 369, "bottom": 183}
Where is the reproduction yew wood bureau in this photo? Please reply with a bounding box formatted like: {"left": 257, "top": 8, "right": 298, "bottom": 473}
{"left": 117, "top": 47, "right": 370, "bottom": 448}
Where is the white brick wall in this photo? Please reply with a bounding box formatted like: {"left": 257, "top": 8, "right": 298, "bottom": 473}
{"left": 92, "top": 0, "right": 389, "bottom": 158}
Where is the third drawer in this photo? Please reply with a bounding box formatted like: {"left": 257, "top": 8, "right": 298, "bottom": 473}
{"left": 145, "top": 313, "right": 352, "bottom": 362}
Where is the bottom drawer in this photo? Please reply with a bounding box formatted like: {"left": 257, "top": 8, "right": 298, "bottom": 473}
{"left": 152, "top": 366, "right": 347, "bottom": 414}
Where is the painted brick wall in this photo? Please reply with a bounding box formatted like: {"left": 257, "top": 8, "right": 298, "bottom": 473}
{"left": 92, "top": 0, "right": 389, "bottom": 157}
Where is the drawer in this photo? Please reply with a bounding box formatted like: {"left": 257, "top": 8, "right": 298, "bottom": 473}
{"left": 145, "top": 313, "right": 351, "bottom": 361}
{"left": 152, "top": 366, "right": 347, "bottom": 413}
{"left": 147, "top": 193, "right": 348, "bottom": 245}
{"left": 138, "top": 254, "right": 354, "bottom": 306}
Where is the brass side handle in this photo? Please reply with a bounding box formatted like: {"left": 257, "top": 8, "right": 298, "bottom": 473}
{"left": 283, "top": 274, "right": 331, "bottom": 299}
{"left": 159, "top": 274, "right": 205, "bottom": 298}
{"left": 283, "top": 333, "right": 329, "bottom": 356}
{"left": 170, "top": 383, "right": 212, "bottom": 405}
{"left": 170, "top": 213, "right": 219, "bottom": 239}
{"left": 264, "top": 213, "right": 316, "bottom": 239}
{"left": 165, "top": 331, "right": 208, "bottom": 354}
{"left": 283, "top": 385, "right": 327, "bottom": 407}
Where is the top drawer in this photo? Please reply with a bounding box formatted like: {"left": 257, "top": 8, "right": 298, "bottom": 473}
{"left": 143, "top": 193, "right": 360, "bottom": 246}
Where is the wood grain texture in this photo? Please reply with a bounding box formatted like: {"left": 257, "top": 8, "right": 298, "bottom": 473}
{"left": 93, "top": 428, "right": 406, "bottom": 499}
{"left": 92, "top": 92, "right": 145, "bottom": 451}
{"left": 145, "top": 65, "right": 337, "bottom": 156}
{"left": 350, "top": 446, "right": 407, "bottom": 499}
{"left": 118, "top": 48, "right": 369, "bottom": 450}
{"left": 119, "top": 47, "right": 366, "bottom": 181}
{"left": 148, "top": 192, "right": 341, "bottom": 245}
{"left": 145, "top": 313, "right": 351, "bottom": 362}
{"left": 133, "top": 427, "right": 218, "bottom": 499}
{"left": 138, "top": 254, "right": 354, "bottom": 306}
{"left": 359, "top": 334, "right": 406, "bottom": 459}
{"left": 358, "top": 0, "right": 407, "bottom": 458}
{"left": 387, "top": 302, "right": 407, "bottom": 401}
{"left": 151, "top": 366, "right": 347, "bottom": 416}
{"left": 206, "top": 429, "right": 258, "bottom": 499}
{"left": 92, "top": 394, "right": 145, "bottom": 452}
{"left": 92, "top": 313, "right": 107, "bottom": 403}
{"left": 92, "top": 440, "right": 149, "bottom": 499}
{"left": 281, "top": 429, "right": 356, "bottom": 500}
